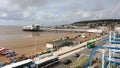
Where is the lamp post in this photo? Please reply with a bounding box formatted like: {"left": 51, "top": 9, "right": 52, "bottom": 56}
{"left": 34, "top": 33, "right": 38, "bottom": 68}
{"left": 35, "top": 36, "right": 37, "bottom": 58}
{"left": 51, "top": 40, "right": 55, "bottom": 55}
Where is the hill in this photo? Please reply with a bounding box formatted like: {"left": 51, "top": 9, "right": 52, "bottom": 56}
{"left": 71, "top": 19, "right": 120, "bottom": 26}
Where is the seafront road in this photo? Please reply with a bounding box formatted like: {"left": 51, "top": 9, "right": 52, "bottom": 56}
{"left": 50, "top": 35, "right": 107, "bottom": 68}
{"left": 53, "top": 36, "right": 104, "bottom": 59}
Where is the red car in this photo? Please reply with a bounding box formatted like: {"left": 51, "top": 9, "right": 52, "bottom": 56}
{"left": 0, "top": 48, "right": 9, "bottom": 55}
{"left": 0, "top": 48, "right": 16, "bottom": 57}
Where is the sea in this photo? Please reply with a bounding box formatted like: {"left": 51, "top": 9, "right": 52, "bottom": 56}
{"left": 0, "top": 26, "right": 39, "bottom": 41}
{"left": 0, "top": 26, "right": 65, "bottom": 48}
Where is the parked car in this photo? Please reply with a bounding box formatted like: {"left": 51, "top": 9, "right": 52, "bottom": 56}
{"left": 73, "top": 53, "right": 80, "bottom": 57}
{"left": 62, "top": 59, "right": 71, "bottom": 65}
{"left": 6, "top": 53, "right": 16, "bottom": 58}
{"left": 81, "top": 33, "right": 87, "bottom": 38}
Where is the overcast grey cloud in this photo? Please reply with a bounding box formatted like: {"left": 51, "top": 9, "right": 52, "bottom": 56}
{"left": 9, "top": 0, "right": 47, "bottom": 9}
{"left": 0, "top": 0, "right": 120, "bottom": 26}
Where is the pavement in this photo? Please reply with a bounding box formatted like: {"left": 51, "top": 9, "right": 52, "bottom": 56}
{"left": 50, "top": 36, "right": 107, "bottom": 68}
{"left": 53, "top": 37, "right": 103, "bottom": 58}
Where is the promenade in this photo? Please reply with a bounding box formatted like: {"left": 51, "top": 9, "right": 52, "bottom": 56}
{"left": 40, "top": 28, "right": 103, "bottom": 33}
{"left": 53, "top": 37, "right": 103, "bottom": 59}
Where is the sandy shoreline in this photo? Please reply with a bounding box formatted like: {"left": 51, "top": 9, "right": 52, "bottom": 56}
{"left": 0, "top": 31, "right": 80, "bottom": 63}
{"left": 0, "top": 27, "right": 97, "bottom": 63}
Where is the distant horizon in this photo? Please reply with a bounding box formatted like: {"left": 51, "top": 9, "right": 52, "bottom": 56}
{"left": 0, "top": 18, "right": 119, "bottom": 27}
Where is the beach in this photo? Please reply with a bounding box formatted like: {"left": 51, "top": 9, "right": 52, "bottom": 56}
{"left": 0, "top": 26, "right": 97, "bottom": 63}
{"left": 0, "top": 26, "right": 80, "bottom": 62}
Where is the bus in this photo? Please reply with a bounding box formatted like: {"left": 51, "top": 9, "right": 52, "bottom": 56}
{"left": 2, "top": 59, "right": 35, "bottom": 68}
{"left": 86, "top": 39, "right": 95, "bottom": 49}
{"left": 35, "top": 56, "right": 59, "bottom": 68}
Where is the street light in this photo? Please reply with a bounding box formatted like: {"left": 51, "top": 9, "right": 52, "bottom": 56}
{"left": 34, "top": 33, "right": 39, "bottom": 68}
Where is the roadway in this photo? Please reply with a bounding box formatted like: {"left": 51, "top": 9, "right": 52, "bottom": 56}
{"left": 50, "top": 37, "right": 106, "bottom": 68}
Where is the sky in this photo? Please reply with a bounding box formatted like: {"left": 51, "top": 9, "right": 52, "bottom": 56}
{"left": 0, "top": 0, "right": 120, "bottom": 26}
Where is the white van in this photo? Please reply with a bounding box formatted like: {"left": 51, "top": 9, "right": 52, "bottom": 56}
{"left": 81, "top": 33, "right": 87, "bottom": 38}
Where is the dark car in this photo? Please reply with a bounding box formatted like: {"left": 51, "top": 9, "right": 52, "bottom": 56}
{"left": 73, "top": 53, "right": 80, "bottom": 57}
{"left": 62, "top": 59, "right": 72, "bottom": 65}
